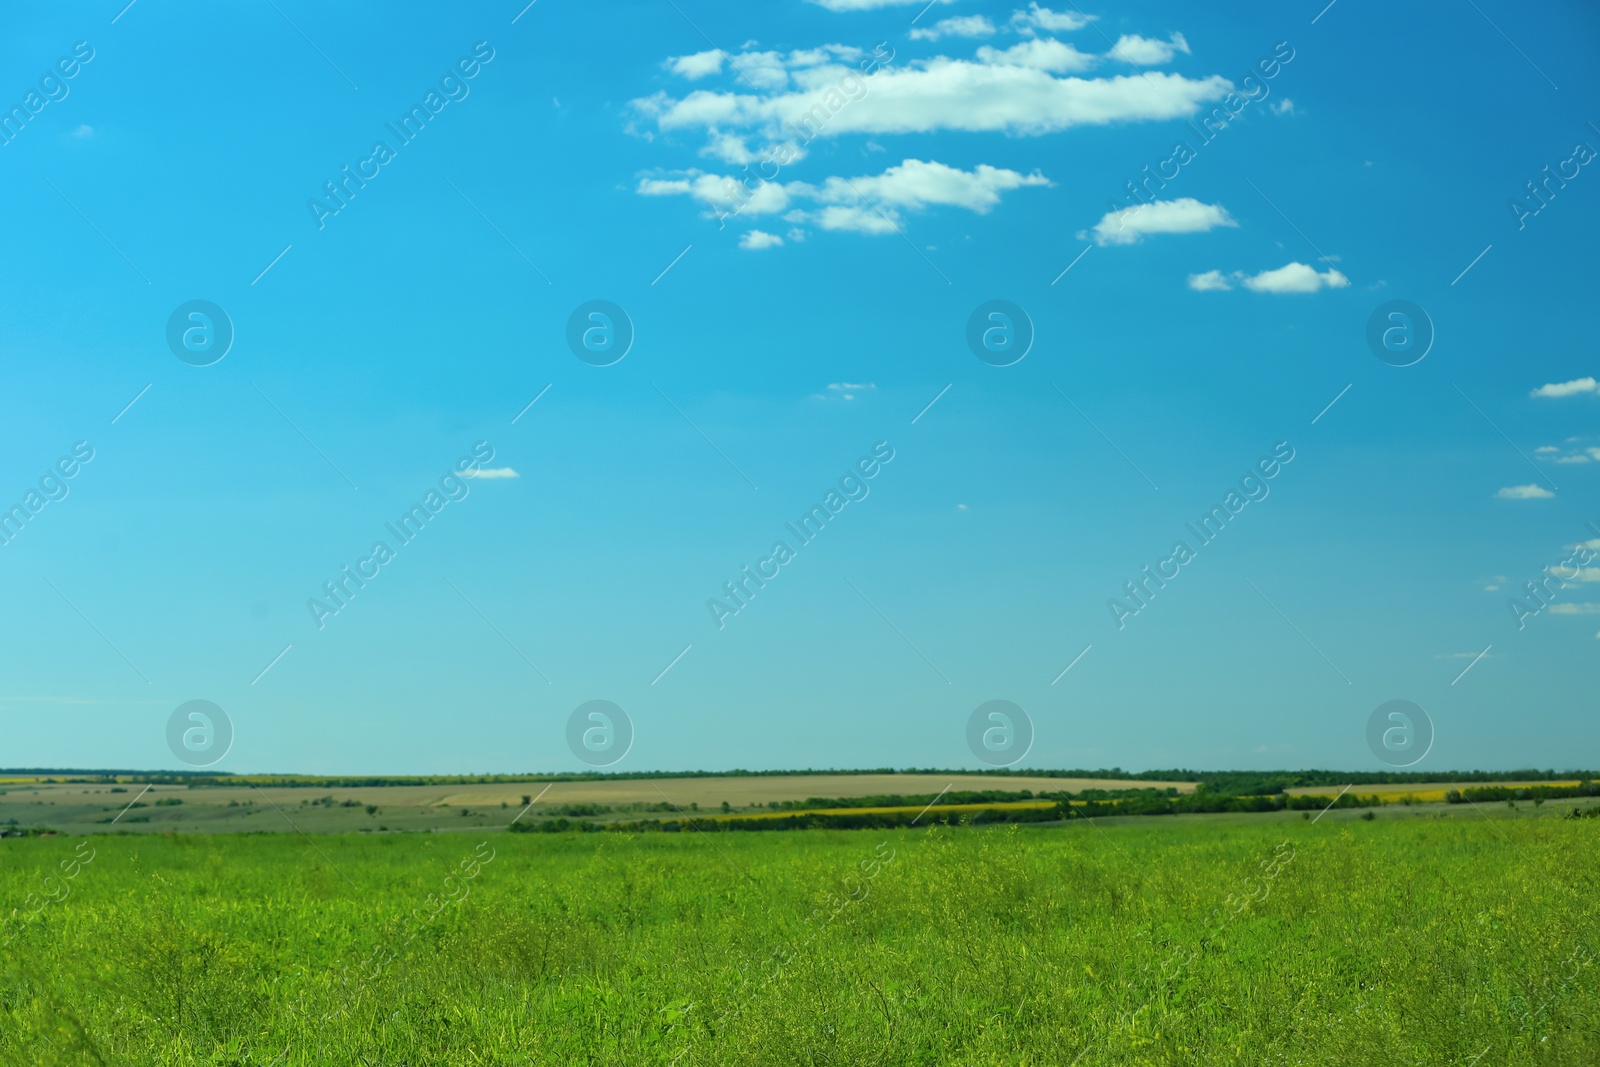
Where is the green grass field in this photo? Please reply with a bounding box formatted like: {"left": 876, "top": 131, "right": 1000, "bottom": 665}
{"left": 3, "top": 811, "right": 1596, "bottom": 1065}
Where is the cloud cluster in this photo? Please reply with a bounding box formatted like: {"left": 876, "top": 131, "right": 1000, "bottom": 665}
{"left": 640, "top": 157, "right": 1051, "bottom": 234}
{"left": 1187, "top": 261, "right": 1350, "bottom": 293}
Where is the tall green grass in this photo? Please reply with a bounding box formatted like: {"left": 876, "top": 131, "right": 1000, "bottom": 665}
{"left": 1, "top": 814, "right": 1594, "bottom": 1065}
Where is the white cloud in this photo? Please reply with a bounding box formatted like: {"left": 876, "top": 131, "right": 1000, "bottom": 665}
{"left": 1108, "top": 32, "right": 1190, "bottom": 66}
{"left": 1240, "top": 261, "right": 1350, "bottom": 293}
{"left": 1187, "top": 269, "right": 1233, "bottom": 291}
{"left": 808, "top": 0, "right": 952, "bottom": 8}
{"left": 802, "top": 158, "right": 1051, "bottom": 213}
{"left": 739, "top": 229, "right": 784, "bottom": 249}
{"left": 641, "top": 159, "right": 1048, "bottom": 233}
{"left": 1010, "top": 3, "right": 1095, "bottom": 33}
{"left": 1535, "top": 445, "right": 1561, "bottom": 453}
{"left": 1571, "top": 567, "right": 1600, "bottom": 582}
{"left": 1090, "top": 197, "right": 1235, "bottom": 246}
{"left": 1555, "top": 453, "right": 1592, "bottom": 464}
{"left": 1548, "top": 603, "right": 1600, "bottom": 615}
{"left": 1496, "top": 484, "right": 1554, "bottom": 499}
{"left": 910, "top": 15, "right": 996, "bottom": 41}
{"left": 1531, "top": 376, "right": 1598, "bottom": 398}
{"left": 786, "top": 45, "right": 867, "bottom": 67}
{"left": 1271, "top": 98, "right": 1295, "bottom": 115}
{"left": 71, "top": 124, "right": 94, "bottom": 138}
{"left": 825, "top": 381, "right": 876, "bottom": 399}
{"left": 465, "top": 467, "right": 519, "bottom": 479}
{"left": 669, "top": 50, "right": 724, "bottom": 79}
{"left": 1576, "top": 539, "right": 1600, "bottom": 550}
{"left": 975, "top": 38, "right": 1098, "bottom": 73}
{"left": 634, "top": 64, "right": 1233, "bottom": 140}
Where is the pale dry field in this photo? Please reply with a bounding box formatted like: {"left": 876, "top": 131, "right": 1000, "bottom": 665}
{"left": 0, "top": 773, "right": 1196, "bottom": 834}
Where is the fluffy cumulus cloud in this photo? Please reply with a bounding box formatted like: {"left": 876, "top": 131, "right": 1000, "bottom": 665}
{"left": 668, "top": 50, "right": 724, "bottom": 80}
{"left": 1090, "top": 197, "right": 1235, "bottom": 246}
{"left": 1496, "top": 484, "right": 1554, "bottom": 500}
{"left": 910, "top": 15, "right": 997, "bottom": 42}
{"left": 974, "top": 38, "right": 1097, "bottom": 72}
{"left": 739, "top": 229, "right": 784, "bottom": 250}
{"left": 1189, "top": 262, "right": 1349, "bottom": 293}
{"left": 1186, "top": 269, "right": 1234, "bottom": 291}
{"left": 633, "top": 45, "right": 1232, "bottom": 143}
{"left": 639, "top": 158, "right": 1050, "bottom": 235}
{"left": 1108, "top": 32, "right": 1190, "bottom": 66}
{"left": 1531, "top": 376, "right": 1597, "bottom": 398}
{"left": 1010, "top": 3, "right": 1095, "bottom": 33}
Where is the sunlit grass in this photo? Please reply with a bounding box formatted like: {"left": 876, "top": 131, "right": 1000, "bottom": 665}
{"left": 2, "top": 814, "right": 1595, "bottom": 1065}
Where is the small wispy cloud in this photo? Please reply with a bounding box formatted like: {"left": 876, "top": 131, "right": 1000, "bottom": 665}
{"left": 1548, "top": 603, "right": 1600, "bottom": 615}
{"left": 739, "top": 229, "right": 783, "bottom": 250}
{"left": 1189, "top": 262, "right": 1350, "bottom": 294}
{"left": 465, "top": 467, "right": 520, "bottom": 479}
{"left": 820, "top": 382, "right": 876, "bottom": 400}
{"left": 1496, "top": 484, "right": 1554, "bottom": 500}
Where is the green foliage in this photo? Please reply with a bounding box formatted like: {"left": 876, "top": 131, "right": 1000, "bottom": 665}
{"left": 1, "top": 819, "right": 1596, "bottom": 1064}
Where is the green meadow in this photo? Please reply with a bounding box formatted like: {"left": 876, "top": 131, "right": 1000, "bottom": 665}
{"left": 2, "top": 809, "right": 1595, "bottom": 1066}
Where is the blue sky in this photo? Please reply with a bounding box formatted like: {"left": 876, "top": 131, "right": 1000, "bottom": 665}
{"left": 1, "top": 0, "right": 1597, "bottom": 776}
